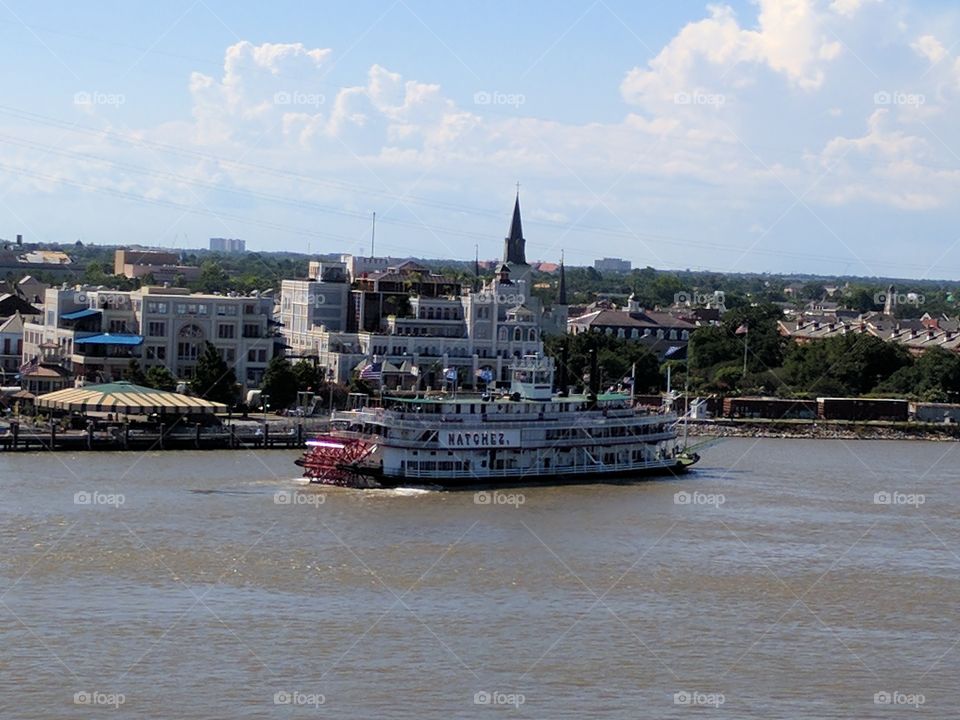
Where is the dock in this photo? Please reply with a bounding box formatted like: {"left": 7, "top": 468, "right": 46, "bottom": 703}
{"left": 0, "top": 419, "right": 330, "bottom": 452}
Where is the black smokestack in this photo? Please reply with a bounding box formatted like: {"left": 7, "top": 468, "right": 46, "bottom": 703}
{"left": 557, "top": 341, "right": 569, "bottom": 397}
{"left": 588, "top": 341, "right": 599, "bottom": 406}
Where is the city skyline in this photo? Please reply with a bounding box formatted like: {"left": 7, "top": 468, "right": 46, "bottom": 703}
{"left": 0, "top": 1, "right": 959, "bottom": 278}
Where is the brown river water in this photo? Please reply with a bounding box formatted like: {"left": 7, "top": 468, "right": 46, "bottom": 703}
{"left": 0, "top": 439, "right": 957, "bottom": 718}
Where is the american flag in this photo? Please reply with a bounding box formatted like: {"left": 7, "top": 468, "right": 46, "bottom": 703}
{"left": 18, "top": 356, "right": 38, "bottom": 375}
{"left": 359, "top": 362, "right": 382, "bottom": 381}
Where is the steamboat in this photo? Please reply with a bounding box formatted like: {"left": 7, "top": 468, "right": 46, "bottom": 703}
{"left": 297, "top": 354, "right": 699, "bottom": 488}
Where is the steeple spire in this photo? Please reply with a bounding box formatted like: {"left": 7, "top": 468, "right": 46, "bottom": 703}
{"left": 503, "top": 188, "right": 526, "bottom": 265}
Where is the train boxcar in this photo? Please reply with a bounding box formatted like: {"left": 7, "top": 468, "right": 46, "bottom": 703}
{"left": 817, "top": 397, "right": 909, "bottom": 422}
{"left": 723, "top": 397, "right": 819, "bottom": 420}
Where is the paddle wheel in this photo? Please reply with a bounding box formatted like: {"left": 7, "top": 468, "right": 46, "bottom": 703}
{"left": 296, "top": 435, "right": 379, "bottom": 487}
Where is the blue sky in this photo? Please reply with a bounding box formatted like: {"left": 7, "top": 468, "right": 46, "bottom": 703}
{"left": 1, "top": 1, "right": 959, "bottom": 278}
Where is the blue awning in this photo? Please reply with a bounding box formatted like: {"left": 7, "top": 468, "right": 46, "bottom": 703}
{"left": 75, "top": 334, "right": 144, "bottom": 346}
{"left": 61, "top": 308, "right": 102, "bottom": 321}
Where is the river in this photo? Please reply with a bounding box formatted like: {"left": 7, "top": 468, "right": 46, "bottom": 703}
{"left": 0, "top": 438, "right": 956, "bottom": 718}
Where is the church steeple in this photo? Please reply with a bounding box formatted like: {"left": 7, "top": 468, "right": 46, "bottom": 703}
{"left": 503, "top": 188, "right": 526, "bottom": 265}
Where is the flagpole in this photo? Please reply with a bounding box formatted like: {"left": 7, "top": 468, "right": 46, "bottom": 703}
{"left": 742, "top": 327, "right": 749, "bottom": 376}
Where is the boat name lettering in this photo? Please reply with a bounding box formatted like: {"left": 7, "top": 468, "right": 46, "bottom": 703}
{"left": 441, "top": 430, "right": 520, "bottom": 448}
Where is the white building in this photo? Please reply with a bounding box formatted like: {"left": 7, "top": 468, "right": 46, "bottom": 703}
{"left": 594, "top": 257, "right": 632, "bottom": 273}
{"left": 22, "top": 285, "right": 275, "bottom": 389}
{"left": 280, "top": 195, "right": 567, "bottom": 387}
{"left": 209, "top": 237, "right": 246, "bottom": 252}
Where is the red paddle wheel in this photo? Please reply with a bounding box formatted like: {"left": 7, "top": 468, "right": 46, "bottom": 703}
{"left": 296, "top": 435, "right": 378, "bottom": 487}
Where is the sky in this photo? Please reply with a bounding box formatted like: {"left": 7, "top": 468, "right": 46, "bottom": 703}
{"left": 0, "top": 0, "right": 959, "bottom": 278}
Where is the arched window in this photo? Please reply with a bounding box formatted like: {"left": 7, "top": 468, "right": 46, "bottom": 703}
{"left": 514, "top": 327, "right": 522, "bottom": 342}
{"left": 177, "top": 324, "right": 205, "bottom": 361}
{"left": 528, "top": 328, "right": 537, "bottom": 341}
{"left": 498, "top": 327, "right": 508, "bottom": 342}
{"left": 682, "top": 330, "right": 689, "bottom": 340}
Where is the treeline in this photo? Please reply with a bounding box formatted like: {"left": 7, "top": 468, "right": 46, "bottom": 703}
{"left": 684, "top": 304, "right": 960, "bottom": 402}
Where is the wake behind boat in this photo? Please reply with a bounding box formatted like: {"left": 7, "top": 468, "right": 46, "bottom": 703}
{"left": 296, "top": 354, "right": 699, "bottom": 488}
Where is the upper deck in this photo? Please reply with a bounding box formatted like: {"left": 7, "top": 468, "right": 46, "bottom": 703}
{"left": 331, "top": 392, "right": 673, "bottom": 431}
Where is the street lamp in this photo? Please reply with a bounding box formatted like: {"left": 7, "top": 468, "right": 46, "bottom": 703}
{"left": 262, "top": 393, "right": 270, "bottom": 423}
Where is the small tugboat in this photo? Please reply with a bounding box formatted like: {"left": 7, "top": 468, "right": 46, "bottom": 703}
{"left": 296, "top": 353, "right": 699, "bottom": 489}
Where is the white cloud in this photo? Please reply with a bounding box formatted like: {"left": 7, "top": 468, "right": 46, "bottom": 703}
{"left": 621, "top": 0, "right": 847, "bottom": 110}
{"left": 911, "top": 34, "right": 948, "bottom": 65}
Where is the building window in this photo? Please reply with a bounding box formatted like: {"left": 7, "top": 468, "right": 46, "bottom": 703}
{"left": 243, "top": 324, "right": 259, "bottom": 338}
{"left": 148, "top": 321, "right": 165, "bottom": 337}
{"left": 218, "top": 324, "right": 235, "bottom": 339}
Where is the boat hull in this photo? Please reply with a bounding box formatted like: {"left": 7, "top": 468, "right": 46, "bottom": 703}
{"left": 301, "top": 453, "right": 700, "bottom": 490}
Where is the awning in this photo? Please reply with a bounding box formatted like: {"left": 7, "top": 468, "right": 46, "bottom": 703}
{"left": 75, "top": 334, "right": 144, "bottom": 346}
{"left": 61, "top": 308, "right": 102, "bottom": 321}
{"left": 36, "top": 381, "right": 226, "bottom": 415}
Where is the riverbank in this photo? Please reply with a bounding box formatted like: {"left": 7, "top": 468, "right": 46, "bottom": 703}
{"left": 685, "top": 418, "right": 960, "bottom": 441}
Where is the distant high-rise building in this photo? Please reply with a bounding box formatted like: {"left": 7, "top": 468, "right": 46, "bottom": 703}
{"left": 209, "top": 237, "right": 246, "bottom": 252}
{"left": 594, "top": 257, "right": 632, "bottom": 273}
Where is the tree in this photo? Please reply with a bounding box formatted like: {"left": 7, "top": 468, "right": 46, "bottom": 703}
{"left": 190, "top": 341, "right": 237, "bottom": 406}
{"left": 261, "top": 356, "right": 298, "bottom": 409}
{"left": 145, "top": 365, "right": 177, "bottom": 392}
{"left": 292, "top": 360, "right": 321, "bottom": 391}
{"left": 544, "top": 331, "right": 662, "bottom": 393}
{"left": 127, "top": 359, "right": 147, "bottom": 385}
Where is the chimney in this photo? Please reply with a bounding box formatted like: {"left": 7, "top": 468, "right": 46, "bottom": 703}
{"left": 16, "top": 234, "right": 22, "bottom": 246}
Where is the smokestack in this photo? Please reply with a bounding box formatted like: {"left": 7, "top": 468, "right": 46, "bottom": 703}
{"left": 557, "top": 341, "right": 569, "bottom": 397}
{"left": 588, "top": 341, "right": 599, "bottom": 406}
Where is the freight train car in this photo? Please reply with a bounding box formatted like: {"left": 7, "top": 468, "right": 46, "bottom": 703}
{"left": 723, "top": 397, "right": 819, "bottom": 420}
{"left": 817, "top": 397, "right": 909, "bottom": 422}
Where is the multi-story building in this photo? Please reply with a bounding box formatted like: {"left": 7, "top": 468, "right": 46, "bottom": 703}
{"left": 568, "top": 294, "right": 697, "bottom": 359}
{"left": 21, "top": 286, "right": 276, "bottom": 390}
{"left": 280, "top": 195, "right": 567, "bottom": 387}
{"left": 209, "top": 237, "right": 246, "bottom": 252}
{"left": 114, "top": 249, "right": 201, "bottom": 284}
{"left": 594, "top": 257, "right": 632, "bottom": 273}
{"left": 0, "top": 312, "right": 25, "bottom": 383}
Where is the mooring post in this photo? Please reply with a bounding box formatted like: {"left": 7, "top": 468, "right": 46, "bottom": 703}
{"left": 297, "top": 422, "right": 303, "bottom": 447}
{"left": 263, "top": 422, "right": 269, "bottom": 448}
{"left": 11, "top": 420, "right": 19, "bottom": 450}
{"left": 123, "top": 422, "right": 130, "bottom": 450}
{"left": 50, "top": 422, "right": 56, "bottom": 448}
{"left": 195, "top": 422, "right": 201, "bottom": 448}
{"left": 86, "top": 421, "right": 94, "bottom": 450}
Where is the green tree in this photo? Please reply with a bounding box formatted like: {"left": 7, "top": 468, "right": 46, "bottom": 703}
{"left": 127, "top": 359, "right": 147, "bottom": 385}
{"left": 190, "top": 341, "right": 238, "bottom": 406}
{"left": 783, "top": 334, "right": 911, "bottom": 397}
{"left": 878, "top": 347, "right": 960, "bottom": 402}
{"left": 145, "top": 365, "right": 177, "bottom": 392}
{"left": 261, "top": 356, "right": 298, "bottom": 409}
{"left": 292, "top": 360, "right": 321, "bottom": 391}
